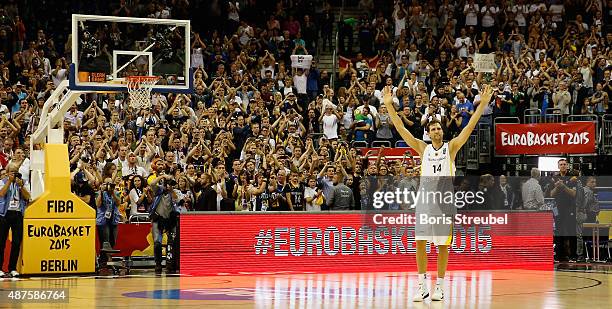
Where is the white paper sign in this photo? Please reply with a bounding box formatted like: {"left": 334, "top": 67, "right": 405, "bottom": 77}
{"left": 474, "top": 53, "right": 497, "bottom": 73}
{"left": 290, "top": 55, "right": 313, "bottom": 69}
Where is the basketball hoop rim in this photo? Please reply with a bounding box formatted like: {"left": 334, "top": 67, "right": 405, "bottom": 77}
{"left": 126, "top": 76, "right": 160, "bottom": 90}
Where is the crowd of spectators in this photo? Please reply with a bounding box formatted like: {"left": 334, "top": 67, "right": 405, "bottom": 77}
{"left": 338, "top": 0, "right": 611, "bottom": 144}
{"left": 0, "top": 0, "right": 608, "bottom": 224}
{"left": 0, "top": 0, "right": 608, "bottom": 277}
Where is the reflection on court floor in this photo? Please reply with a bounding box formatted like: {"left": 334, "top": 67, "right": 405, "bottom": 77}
{"left": 2, "top": 270, "right": 609, "bottom": 308}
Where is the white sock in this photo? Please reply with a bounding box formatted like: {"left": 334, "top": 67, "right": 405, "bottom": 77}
{"left": 436, "top": 278, "right": 444, "bottom": 286}
{"left": 418, "top": 273, "right": 427, "bottom": 284}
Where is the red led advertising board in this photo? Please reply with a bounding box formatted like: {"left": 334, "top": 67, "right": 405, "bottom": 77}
{"left": 180, "top": 212, "right": 553, "bottom": 276}
{"left": 495, "top": 122, "right": 596, "bottom": 155}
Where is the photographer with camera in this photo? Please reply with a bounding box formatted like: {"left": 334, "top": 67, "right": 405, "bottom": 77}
{"left": 95, "top": 177, "right": 121, "bottom": 264}
{"left": 148, "top": 174, "right": 180, "bottom": 274}
{"left": 0, "top": 163, "right": 31, "bottom": 277}
{"left": 71, "top": 168, "right": 96, "bottom": 209}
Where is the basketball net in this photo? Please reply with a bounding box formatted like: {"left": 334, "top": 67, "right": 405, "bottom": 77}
{"left": 126, "top": 76, "right": 159, "bottom": 110}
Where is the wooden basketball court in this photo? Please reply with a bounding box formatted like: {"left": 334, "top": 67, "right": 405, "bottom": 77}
{"left": 1, "top": 268, "right": 610, "bottom": 308}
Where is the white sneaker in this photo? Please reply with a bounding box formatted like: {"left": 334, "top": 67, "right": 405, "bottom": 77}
{"left": 431, "top": 284, "right": 444, "bottom": 301}
{"left": 413, "top": 283, "right": 429, "bottom": 302}
{"left": 9, "top": 271, "right": 19, "bottom": 278}
{"left": 0, "top": 271, "right": 5, "bottom": 277}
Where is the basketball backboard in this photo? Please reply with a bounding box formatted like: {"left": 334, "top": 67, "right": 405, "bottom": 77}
{"left": 71, "top": 14, "right": 192, "bottom": 93}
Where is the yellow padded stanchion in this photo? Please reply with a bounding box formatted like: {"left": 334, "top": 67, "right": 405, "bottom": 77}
{"left": 19, "top": 144, "right": 96, "bottom": 274}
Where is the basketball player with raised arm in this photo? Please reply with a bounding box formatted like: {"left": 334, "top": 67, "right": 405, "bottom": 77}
{"left": 383, "top": 84, "right": 494, "bottom": 301}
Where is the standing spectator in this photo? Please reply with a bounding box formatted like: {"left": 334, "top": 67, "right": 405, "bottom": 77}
{"left": 284, "top": 171, "right": 305, "bottom": 211}
{"left": 176, "top": 176, "right": 194, "bottom": 212}
{"left": 352, "top": 107, "right": 373, "bottom": 143}
{"left": 321, "top": 103, "right": 341, "bottom": 140}
{"left": 578, "top": 58, "right": 594, "bottom": 93}
{"left": 339, "top": 17, "right": 357, "bottom": 55}
{"left": 583, "top": 176, "right": 600, "bottom": 223}
{"left": 122, "top": 151, "right": 147, "bottom": 177}
{"left": 301, "top": 15, "right": 317, "bottom": 55}
{"left": 548, "top": 0, "right": 565, "bottom": 26}
{"left": 499, "top": 175, "right": 516, "bottom": 209}
{"left": 479, "top": 174, "right": 504, "bottom": 210}
{"left": 320, "top": 8, "right": 334, "bottom": 52}
{"left": 128, "top": 175, "right": 150, "bottom": 217}
{"left": 317, "top": 162, "right": 336, "bottom": 210}
{"left": 454, "top": 91, "right": 474, "bottom": 129}
{"left": 444, "top": 105, "right": 462, "bottom": 139}
{"left": 512, "top": 0, "right": 529, "bottom": 34}
{"left": 194, "top": 174, "right": 217, "bottom": 211}
{"left": 232, "top": 114, "right": 251, "bottom": 153}
{"left": 306, "top": 60, "right": 320, "bottom": 100}
{"left": 548, "top": 159, "right": 578, "bottom": 262}
{"left": 237, "top": 21, "right": 253, "bottom": 46}
{"left": 304, "top": 176, "right": 324, "bottom": 211}
{"left": 9, "top": 147, "right": 29, "bottom": 188}
{"left": 283, "top": 15, "right": 301, "bottom": 38}
{"left": 590, "top": 82, "right": 609, "bottom": 114}
{"left": 375, "top": 105, "right": 393, "bottom": 143}
{"left": 293, "top": 68, "right": 308, "bottom": 108}
{"left": 392, "top": 2, "right": 407, "bottom": 39}
{"left": 267, "top": 15, "right": 280, "bottom": 32}
{"left": 553, "top": 81, "right": 571, "bottom": 119}
{"left": 521, "top": 168, "right": 545, "bottom": 210}
{"left": 480, "top": 0, "right": 498, "bottom": 36}
{"left": 421, "top": 103, "right": 443, "bottom": 141}
{"left": 576, "top": 176, "right": 598, "bottom": 261}
{"left": 64, "top": 104, "right": 83, "bottom": 128}
{"left": 454, "top": 28, "right": 472, "bottom": 59}
{"left": 227, "top": 2, "right": 241, "bottom": 35}
{"left": 463, "top": 0, "right": 479, "bottom": 27}
{"left": 51, "top": 58, "right": 68, "bottom": 87}
{"left": 13, "top": 16, "right": 25, "bottom": 53}
{"left": 358, "top": 14, "right": 374, "bottom": 56}
{"left": 327, "top": 173, "right": 354, "bottom": 211}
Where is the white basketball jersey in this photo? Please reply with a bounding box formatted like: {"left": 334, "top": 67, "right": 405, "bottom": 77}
{"left": 420, "top": 143, "right": 455, "bottom": 177}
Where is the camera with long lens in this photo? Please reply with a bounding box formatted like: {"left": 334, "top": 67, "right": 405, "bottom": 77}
{"left": 105, "top": 183, "right": 115, "bottom": 192}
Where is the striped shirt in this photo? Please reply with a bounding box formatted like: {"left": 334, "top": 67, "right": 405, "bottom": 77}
{"left": 521, "top": 178, "right": 544, "bottom": 210}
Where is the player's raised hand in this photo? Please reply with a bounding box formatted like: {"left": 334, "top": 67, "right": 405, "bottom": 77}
{"left": 382, "top": 86, "right": 394, "bottom": 107}
{"left": 382, "top": 85, "right": 393, "bottom": 99}
{"left": 479, "top": 84, "right": 494, "bottom": 105}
